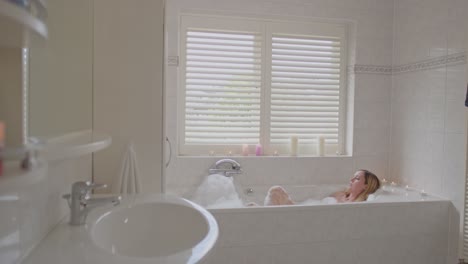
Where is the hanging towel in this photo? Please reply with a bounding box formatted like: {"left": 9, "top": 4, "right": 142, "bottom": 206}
{"left": 113, "top": 142, "right": 142, "bottom": 194}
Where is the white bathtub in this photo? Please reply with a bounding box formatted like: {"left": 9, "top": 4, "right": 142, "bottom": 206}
{"left": 190, "top": 185, "right": 459, "bottom": 264}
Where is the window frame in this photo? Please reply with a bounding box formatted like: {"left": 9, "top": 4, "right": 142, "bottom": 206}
{"left": 178, "top": 14, "right": 348, "bottom": 156}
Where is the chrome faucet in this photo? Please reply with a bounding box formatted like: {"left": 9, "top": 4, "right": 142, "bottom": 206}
{"left": 63, "top": 181, "right": 121, "bottom": 225}
{"left": 209, "top": 159, "right": 242, "bottom": 177}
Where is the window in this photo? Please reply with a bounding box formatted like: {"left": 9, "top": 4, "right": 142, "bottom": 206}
{"left": 179, "top": 15, "right": 348, "bottom": 156}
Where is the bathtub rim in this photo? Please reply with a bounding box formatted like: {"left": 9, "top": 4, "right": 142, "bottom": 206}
{"left": 207, "top": 197, "right": 451, "bottom": 214}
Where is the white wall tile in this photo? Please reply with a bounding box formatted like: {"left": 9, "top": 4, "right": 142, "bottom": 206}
{"left": 423, "top": 132, "right": 445, "bottom": 194}
{"left": 243, "top": 245, "right": 274, "bottom": 264}
{"left": 352, "top": 155, "right": 388, "bottom": 180}
{"left": 393, "top": 0, "right": 450, "bottom": 64}
{"left": 447, "top": 204, "right": 461, "bottom": 264}
{"left": 204, "top": 246, "right": 246, "bottom": 264}
{"left": 353, "top": 126, "right": 390, "bottom": 157}
{"left": 443, "top": 132, "right": 467, "bottom": 214}
{"left": 271, "top": 209, "right": 328, "bottom": 244}
{"left": 328, "top": 241, "right": 358, "bottom": 264}
{"left": 355, "top": 75, "right": 392, "bottom": 102}
{"left": 356, "top": 237, "right": 406, "bottom": 264}
{"left": 215, "top": 212, "right": 279, "bottom": 247}
{"left": 354, "top": 100, "right": 390, "bottom": 131}
{"left": 446, "top": 64, "right": 467, "bottom": 101}
{"left": 447, "top": 0, "right": 468, "bottom": 55}
{"left": 210, "top": 199, "right": 452, "bottom": 263}
{"left": 271, "top": 242, "right": 332, "bottom": 264}
{"left": 445, "top": 100, "right": 466, "bottom": 133}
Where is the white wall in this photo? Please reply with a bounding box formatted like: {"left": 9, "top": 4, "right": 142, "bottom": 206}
{"left": 93, "top": 0, "right": 164, "bottom": 193}
{"left": 165, "top": 0, "right": 394, "bottom": 195}
{"left": 389, "top": 0, "right": 468, "bottom": 256}
{"left": 389, "top": 0, "right": 467, "bottom": 217}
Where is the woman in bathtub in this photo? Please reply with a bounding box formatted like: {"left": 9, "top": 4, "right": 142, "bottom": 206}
{"left": 262, "top": 169, "right": 381, "bottom": 206}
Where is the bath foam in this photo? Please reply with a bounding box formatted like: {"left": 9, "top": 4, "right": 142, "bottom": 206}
{"left": 191, "top": 174, "right": 243, "bottom": 208}
{"left": 191, "top": 178, "right": 396, "bottom": 209}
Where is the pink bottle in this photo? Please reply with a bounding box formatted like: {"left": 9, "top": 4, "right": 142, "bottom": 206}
{"left": 255, "top": 144, "right": 262, "bottom": 156}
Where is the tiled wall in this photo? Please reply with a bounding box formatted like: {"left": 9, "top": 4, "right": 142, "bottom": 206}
{"left": 165, "top": 0, "right": 394, "bottom": 195}
{"left": 389, "top": 0, "right": 467, "bottom": 220}
{"left": 0, "top": 156, "right": 91, "bottom": 264}
{"left": 203, "top": 201, "right": 457, "bottom": 264}
{"left": 389, "top": 0, "right": 468, "bottom": 256}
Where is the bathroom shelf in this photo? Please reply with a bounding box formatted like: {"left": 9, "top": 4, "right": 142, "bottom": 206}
{"left": 0, "top": 130, "right": 109, "bottom": 191}
{"left": 0, "top": 0, "right": 47, "bottom": 47}
{"left": 42, "top": 130, "right": 112, "bottom": 161}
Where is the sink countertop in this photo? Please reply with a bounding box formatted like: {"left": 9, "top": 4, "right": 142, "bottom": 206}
{"left": 22, "top": 194, "right": 219, "bottom": 264}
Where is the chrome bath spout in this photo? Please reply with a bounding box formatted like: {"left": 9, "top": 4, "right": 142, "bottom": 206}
{"left": 209, "top": 159, "right": 242, "bottom": 177}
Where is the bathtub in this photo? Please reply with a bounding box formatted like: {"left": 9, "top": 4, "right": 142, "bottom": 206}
{"left": 190, "top": 184, "right": 459, "bottom": 264}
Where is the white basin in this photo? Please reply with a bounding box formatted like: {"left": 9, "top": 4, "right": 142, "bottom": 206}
{"left": 23, "top": 195, "right": 218, "bottom": 264}
{"left": 90, "top": 202, "right": 210, "bottom": 258}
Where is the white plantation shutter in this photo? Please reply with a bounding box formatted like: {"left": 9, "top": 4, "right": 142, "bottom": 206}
{"left": 269, "top": 34, "right": 343, "bottom": 153}
{"left": 180, "top": 17, "right": 264, "bottom": 154}
{"left": 179, "top": 16, "right": 347, "bottom": 156}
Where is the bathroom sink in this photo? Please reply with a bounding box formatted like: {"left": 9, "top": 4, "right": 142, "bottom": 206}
{"left": 23, "top": 194, "right": 218, "bottom": 264}
{"left": 87, "top": 195, "right": 219, "bottom": 263}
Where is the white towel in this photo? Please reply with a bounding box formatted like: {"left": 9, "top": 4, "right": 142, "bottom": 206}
{"left": 113, "top": 142, "right": 142, "bottom": 194}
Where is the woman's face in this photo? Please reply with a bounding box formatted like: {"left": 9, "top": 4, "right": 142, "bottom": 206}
{"left": 349, "top": 171, "right": 367, "bottom": 194}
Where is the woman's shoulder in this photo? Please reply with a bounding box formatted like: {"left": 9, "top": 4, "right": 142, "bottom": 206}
{"left": 330, "top": 190, "right": 348, "bottom": 203}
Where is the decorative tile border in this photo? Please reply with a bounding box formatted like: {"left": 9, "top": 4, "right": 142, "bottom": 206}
{"left": 351, "top": 52, "right": 466, "bottom": 75}
{"left": 392, "top": 52, "right": 466, "bottom": 74}
{"left": 350, "top": 65, "right": 393, "bottom": 75}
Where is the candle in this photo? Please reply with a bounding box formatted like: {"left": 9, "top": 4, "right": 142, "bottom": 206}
{"left": 242, "top": 144, "right": 249, "bottom": 156}
{"left": 209, "top": 150, "right": 215, "bottom": 156}
{"left": 228, "top": 150, "right": 233, "bottom": 156}
{"left": 290, "top": 136, "right": 298, "bottom": 156}
{"left": 255, "top": 144, "right": 263, "bottom": 156}
{"left": 420, "top": 189, "right": 427, "bottom": 197}
{"left": 317, "top": 136, "right": 325, "bottom": 156}
{"left": 273, "top": 150, "right": 279, "bottom": 156}
{"left": 381, "top": 178, "right": 387, "bottom": 190}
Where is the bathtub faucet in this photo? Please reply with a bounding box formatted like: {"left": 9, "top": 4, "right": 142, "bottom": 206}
{"left": 209, "top": 159, "right": 243, "bottom": 177}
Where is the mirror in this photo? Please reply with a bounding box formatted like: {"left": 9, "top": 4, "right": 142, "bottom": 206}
{"left": 28, "top": 0, "right": 93, "bottom": 141}
{"left": 0, "top": 47, "right": 23, "bottom": 147}
{"left": 0, "top": 0, "right": 93, "bottom": 149}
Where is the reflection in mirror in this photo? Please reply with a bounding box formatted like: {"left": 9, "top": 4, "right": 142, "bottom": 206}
{"left": 0, "top": 47, "right": 24, "bottom": 148}
{"left": 28, "top": 0, "right": 93, "bottom": 141}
